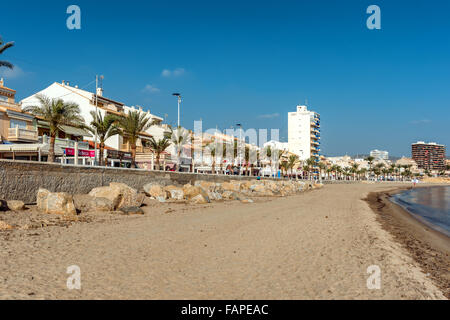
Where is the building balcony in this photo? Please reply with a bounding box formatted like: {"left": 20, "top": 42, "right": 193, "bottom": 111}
{"left": 7, "top": 127, "right": 39, "bottom": 142}
{"left": 0, "top": 100, "right": 22, "bottom": 111}
{"left": 39, "top": 135, "right": 90, "bottom": 150}
{"left": 136, "top": 146, "right": 153, "bottom": 154}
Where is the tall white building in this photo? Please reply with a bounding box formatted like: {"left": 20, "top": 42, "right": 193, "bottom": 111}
{"left": 370, "top": 149, "right": 389, "bottom": 160}
{"left": 288, "top": 105, "right": 321, "bottom": 162}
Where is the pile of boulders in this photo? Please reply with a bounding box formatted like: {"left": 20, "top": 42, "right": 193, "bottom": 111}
{"left": 35, "top": 182, "right": 146, "bottom": 216}
{"left": 0, "top": 180, "right": 322, "bottom": 220}
{"left": 143, "top": 179, "right": 321, "bottom": 204}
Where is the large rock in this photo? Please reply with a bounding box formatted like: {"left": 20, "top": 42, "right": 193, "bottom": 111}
{"left": 207, "top": 191, "right": 223, "bottom": 201}
{"left": 37, "top": 188, "right": 77, "bottom": 215}
{"left": 182, "top": 184, "right": 210, "bottom": 202}
{"left": 194, "top": 181, "right": 218, "bottom": 193}
{"left": 250, "top": 184, "right": 274, "bottom": 196}
{"left": 222, "top": 181, "right": 241, "bottom": 192}
{"left": 143, "top": 183, "right": 169, "bottom": 200}
{"left": 222, "top": 191, "right": 245, "bottom": 201}
{"left": 190, "top": 194, "right": 210, "bottom": 204}
{"left": 164, "top": 185, "right": 184, "bottom": 201}
{"left": 89, "top": 183, "right": 138, "bottom": 210}
{"left": 239, "top": 180, "right": 253, "bottom": 192}
{"left": 6, "top": 200, "right": 25, "bottom": 211}
{"left": 73, "top": 194, "right": 114, "bottom": 213}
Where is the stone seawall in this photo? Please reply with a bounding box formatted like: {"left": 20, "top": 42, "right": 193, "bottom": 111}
{"left": 0, "top": 160, "right": 275, "bottom": 203}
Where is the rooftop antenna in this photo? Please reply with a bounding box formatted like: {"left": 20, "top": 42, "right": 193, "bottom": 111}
{"left": 305, "top": 99, "right": 308, "bottom": 106}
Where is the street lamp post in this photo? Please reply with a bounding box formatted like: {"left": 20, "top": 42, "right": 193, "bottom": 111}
{"left": 236, "top": 123, "right": 242, "bottom": 175}
{"left": 94, "top": 75, "right": 104, "bottom": 166}
{"left": 172, "top": 93, "right": 181, "bottom": 127}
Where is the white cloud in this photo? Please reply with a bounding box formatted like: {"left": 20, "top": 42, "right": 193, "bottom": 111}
{"left": 161, "top": 68, "right": 185, "bottom": 78}
{"left": 258, "top": 113, "right": 280, "bottom": 119}
{"left": 0, "top": 65, "right": 25, "bottom": 79}
{"left": 410, "top": 119, "right": 432, "bottom": 125}
{"left": 142, "top": 84, "right": 160, "bottom": 93}
{"left": 161, "top": 69, "right": 171, "bottom": 77}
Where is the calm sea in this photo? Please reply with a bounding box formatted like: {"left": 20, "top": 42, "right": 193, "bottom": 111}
{"left": 391, "top": 186, "right": 450, "bottom": 237}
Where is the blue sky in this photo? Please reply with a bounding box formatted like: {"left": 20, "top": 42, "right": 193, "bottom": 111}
{"left": 1, "top": 0, "right": 449, "bottom": 156}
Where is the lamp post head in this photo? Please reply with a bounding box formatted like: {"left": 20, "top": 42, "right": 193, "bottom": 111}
{"left": 172, "top": 93, "right": 181, "bottom": 97}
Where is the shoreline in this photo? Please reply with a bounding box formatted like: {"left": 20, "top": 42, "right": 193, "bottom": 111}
{"left": 365, "top": 186, "right": 450, "bottom": 298}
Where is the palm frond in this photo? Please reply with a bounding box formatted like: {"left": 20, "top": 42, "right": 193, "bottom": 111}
{"left": 0, "top": 61, "right": 13, "bottom": 69}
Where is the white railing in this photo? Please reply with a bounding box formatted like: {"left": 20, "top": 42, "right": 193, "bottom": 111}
{"left": 7, "top": 127, "right": 38, "bottom": 141}
{"left": 0, "top": 100, "right": 21, "bottom": 110}
{"left": 40, "top": 135, "right": 89, "bottom": 150}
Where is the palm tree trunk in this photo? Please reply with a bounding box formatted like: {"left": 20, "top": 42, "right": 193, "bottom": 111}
{"left": 100, "top": 143, "right": 105, "bottom": 166}
{"left": 156, "top": 154, "right": 161, "bottom": 170}
{"left": 131, "top": 144, "right": 137, "bottom": 168}
{"left": 48, "top": 134, "right": 56, "bottom": 163}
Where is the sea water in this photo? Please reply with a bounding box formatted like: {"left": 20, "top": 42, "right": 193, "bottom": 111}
{"left": 391, "top": 186, "right": 450, "bottom": 237}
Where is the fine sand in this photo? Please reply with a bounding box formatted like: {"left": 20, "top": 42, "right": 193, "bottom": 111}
{"left": 0, "top": 183, "right": 447, "bottom": 300}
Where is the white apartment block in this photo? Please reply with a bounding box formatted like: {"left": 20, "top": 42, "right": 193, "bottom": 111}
{"left": 370, "top": 149, "right": 389, "bottom": 160}
{"left": 20, "top": 81, "right": 168, "bottom": 151}
{"left": 288, "top": 105, "right": 321, "bottom": 162}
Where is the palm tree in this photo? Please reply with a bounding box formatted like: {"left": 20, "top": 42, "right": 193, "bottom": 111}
{"left": 306, "top": 157, "right": 316, "bottom": 180}
{"left": 24, "top": 95, "right": 85, "bottom": 163}
{"left": 86, "top": 111, "right": 120, "bottom": 166}
{"left": 233, "top": 140, "right": 238, "bottom": 169}
{"left": 288, "top": 155, "right": 299, "bottom": 178}
{"left": 207, "top": 143, "right": 216, "bottom": 174}
{"left": 303, "top": 165, "right": 310, "bottom": 179}
{"left": 375, "top": 163, "right": 385, "bottom": 180}
{"left": 359, "top": 168, "right": 368, "bottom": 180}
{"left": 244, "top": 146, "right": 250, "bottom": 176}
{"left": 351, "top": 163, "right": 360, "bottom": 180}
{"left": 0, "top": 36, "right": 14, "bottom": 70}
{"left": 264, "top": 145, "right": 273, "bottom": 174}
{"left": 220, "top": 142, "right": 227, "bottom": 174}
{"left": 148, "top": 137, "right": 171, "bottom": 170}
{"left": 169, "top": 126, "right": 190, "bottom": 171}
{"left": 318, "top": 161, "right": 327, "bottom": 182}
{"left": 277, "top": 149, "right": 284, "bottom": 165}
{"left": 331, "top": 165, "right": 339, "bottom": 180}
{"left": 389, "top": 164, "right": 396, "bottom": 180}
{"left": 326, "top": 167, "right": 332, "bottom": 180}
{"left": 343, "top": 167, "right": 351, "bottom": 180}
{"left": 115, "top": 110, "right": 154, "bottom": 168}
{"left": 280, "top": 161, "right": 289, "bottom": 177}
{"left": 336, "top": 166, "right": 343, "bottom": 180}
{"left": 382, "top": 168, "right": 389, "bottom": 181}
{"left": 366, "top": 156, "right": 375, "bottom": 177}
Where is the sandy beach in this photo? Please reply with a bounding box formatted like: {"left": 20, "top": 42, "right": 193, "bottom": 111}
{"left": 0, "top": 183, "right": 447, "bottom": 300}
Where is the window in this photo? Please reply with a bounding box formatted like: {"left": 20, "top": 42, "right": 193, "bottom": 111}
{"left": 10, "top": 119, "right": 27, "bottom": 129}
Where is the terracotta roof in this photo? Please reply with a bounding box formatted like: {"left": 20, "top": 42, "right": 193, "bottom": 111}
{"left": 0, "top": 86, "right": 16, "bottom": 93}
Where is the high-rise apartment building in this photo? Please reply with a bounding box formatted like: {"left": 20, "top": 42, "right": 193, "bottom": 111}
{"left": 411, "top": 141, "right": 445, "bottom": 171}
{"left": 288, "top": 105, "right": 320, "bottom": 162}
{"left": 370, "top": 149, "right": 389, "bottom": 160}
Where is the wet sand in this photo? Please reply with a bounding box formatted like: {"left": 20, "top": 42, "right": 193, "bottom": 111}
{"left": 365, "top": 186, "right": 450, "bottom": 298}
{"left": 0, "top": 183, "right": 446, "bottom": 299}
